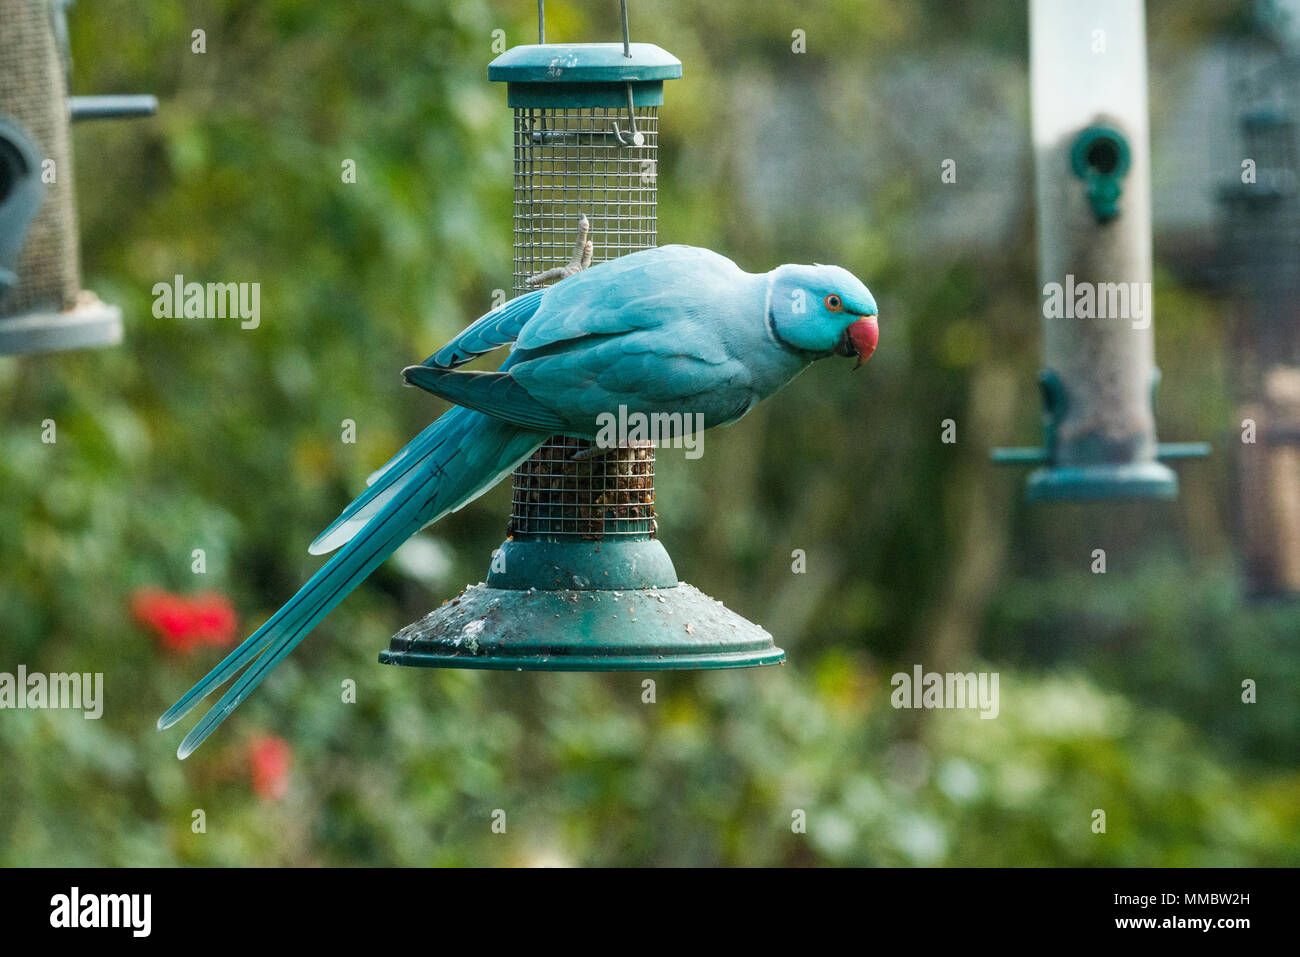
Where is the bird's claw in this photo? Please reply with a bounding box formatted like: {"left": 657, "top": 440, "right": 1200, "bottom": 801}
{"left": 525, "top": 215, "right": 593, "bottom": 287}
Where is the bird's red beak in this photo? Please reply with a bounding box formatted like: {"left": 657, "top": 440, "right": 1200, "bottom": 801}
{"left": 848, "top": 315, "right": 879, "bottom": 369}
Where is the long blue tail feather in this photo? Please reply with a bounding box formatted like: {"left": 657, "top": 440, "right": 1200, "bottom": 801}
{"left": 158, "top": 407, "right": 543, "bottom": 757}
{"left": 310, "top": 416, "right": 456, "bottom": 555}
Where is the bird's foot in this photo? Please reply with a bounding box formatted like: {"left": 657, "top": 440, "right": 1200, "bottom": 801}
{"left": 525, "top": 214, "right": 593, "bottom": 287}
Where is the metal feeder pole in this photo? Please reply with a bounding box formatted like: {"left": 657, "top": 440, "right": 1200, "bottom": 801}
{"left": 993, "top": 0, "right": 1207, "bottom": 499}
{"left": 0, "top": 0, "right": 155, "bottom": 356}
{"left": 381, "top": 4, "right": 783, "bottom": 670}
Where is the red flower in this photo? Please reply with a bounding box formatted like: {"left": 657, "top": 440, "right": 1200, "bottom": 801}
{"left": 132, "top": 587, "right": 238, "bottom": 653}
{"left": 189, "top": 594, "right": 238, "bottom": 647}
{"left": 247, "top": 734, "right": 292, "bottom": 800}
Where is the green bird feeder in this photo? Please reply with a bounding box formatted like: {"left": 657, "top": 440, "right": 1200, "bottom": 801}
{"left": 379, "top": 3, "right": 784, "bottom": 671}
{"left": 992, "top": 0, "right": 1207, "bottom": 500}
{"left": 0, "top": 0, "right": 154, "bottom": 356}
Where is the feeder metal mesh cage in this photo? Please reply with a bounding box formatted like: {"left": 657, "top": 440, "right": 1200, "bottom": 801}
{"left": 1220, "top": 57, "right": 1300, "bottom": 367}
{"left": 513, "top": 107, "right": 658, "bottom": 286}
{"left": 0, "top": 0, "right": 153, "bottom": 355}
{"left": 510, "top": 435, "right": 656, "bottom": 539}
{"left": 0, "top": 0, "right": 79, "bottom": 317}
{"left": 510, "top": 104, "right": 660, "bottom": 541}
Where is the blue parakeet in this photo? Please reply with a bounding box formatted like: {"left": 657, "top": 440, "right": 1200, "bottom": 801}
{"left": 158, "top": 245, "right": 879, "bottom": 757}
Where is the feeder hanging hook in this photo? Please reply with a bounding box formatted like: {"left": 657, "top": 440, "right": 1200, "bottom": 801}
{"left": 609, "top": 0, "right": 642, "bottom": 146}
{"left": 611, "top": 83, "right": 643, "bottom": 147}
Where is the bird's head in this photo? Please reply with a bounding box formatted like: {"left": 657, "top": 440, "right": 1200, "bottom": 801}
{"left": 767, "top": 263, "right": 879, "bottom": 368}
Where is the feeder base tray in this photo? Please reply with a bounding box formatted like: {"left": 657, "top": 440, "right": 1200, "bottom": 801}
{"left": 0, "top": 296, "right": 121, "bottom": 356}
{"left": 1027, "top": 461, "right": 1178, "bottom": 501}
{"left": 380, "top": 581, "right": 785, "bottom": 671}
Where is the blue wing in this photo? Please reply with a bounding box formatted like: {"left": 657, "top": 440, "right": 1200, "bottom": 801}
{"left": 402, "top": 365, "right": 569, "bottom": 432}
{"left": 514, "top": 246, "right": 747, "bottom": 352}
{"left": 406, "top": 245, "right": 771, "bottom": 436}
{"left": 425, "top": 289, "right": 545, "bottom": 368}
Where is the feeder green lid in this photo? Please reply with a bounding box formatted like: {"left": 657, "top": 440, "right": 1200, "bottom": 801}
{"left": 489, "top": 42, "right": 681, "bottom": 108}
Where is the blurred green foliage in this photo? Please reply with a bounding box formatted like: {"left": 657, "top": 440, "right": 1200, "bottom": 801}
{"left": 0, "top": 0, "right": 1295, "bottom": 866}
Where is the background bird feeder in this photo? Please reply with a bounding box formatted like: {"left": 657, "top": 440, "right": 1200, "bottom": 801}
{"left": 993, "top": 0, "right": 1208, "bottom": 500}
{"left": 1217, "top": 4, "right": 1300, "bottom": 595}
{"left": 380, "top": 3, "right": 785, "bottom": 670}
{"left": 0, "top": 0, "right": 155, "bottom": 356}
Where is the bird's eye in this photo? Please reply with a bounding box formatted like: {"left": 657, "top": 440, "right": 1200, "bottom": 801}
{"left": 825, "top": 294, "right": 843, "bottom": 311}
